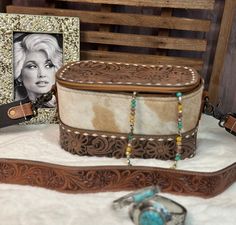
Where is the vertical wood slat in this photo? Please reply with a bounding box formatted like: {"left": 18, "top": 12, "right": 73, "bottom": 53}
{"left": 98, "top": 4, "right": 112, "bottom": 51}
{"left": 208, "top": 0, "right": 236, "bottom": 103}
{"left": 159, "top": 8, "right": 173, "bottom": 36}
{"left": 158, "top": 8, "right": 173, "bottom": 55}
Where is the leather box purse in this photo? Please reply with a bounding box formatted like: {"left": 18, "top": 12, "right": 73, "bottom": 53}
{"left": 56, "top": 60, "right": 203, "bottom": 162}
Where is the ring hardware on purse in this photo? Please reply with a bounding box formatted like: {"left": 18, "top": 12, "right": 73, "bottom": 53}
{"left": 112, "top": 186, "right": 187, "bottom": 225}
{"left": 0, "top": 87, "right": 56, "bottom": 128}
{"left": 203, "top": 96, "right": 236, "bottom": 136}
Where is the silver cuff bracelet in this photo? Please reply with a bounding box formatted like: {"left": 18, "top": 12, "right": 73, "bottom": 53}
{"left": 112, "top": 186, "right": 160, "bottom": 210}
{"left": 112, "top": 186, "right": 187, "bottom": 225}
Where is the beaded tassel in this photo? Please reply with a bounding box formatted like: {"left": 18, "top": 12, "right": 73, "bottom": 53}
{"left": 171, "top": 92, "right": 183, "bottom": 169}
{"left": 125, "top": 92, "right": 137, "bottom": 166}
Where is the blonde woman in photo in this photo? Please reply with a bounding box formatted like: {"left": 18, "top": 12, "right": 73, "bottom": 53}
{"left": 14, "top": 33, "right": 62, "bottom": 107}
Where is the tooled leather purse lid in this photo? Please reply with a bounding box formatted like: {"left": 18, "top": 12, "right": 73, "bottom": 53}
{"left": 56, "top": 60, "right": 202, "bottom": 93}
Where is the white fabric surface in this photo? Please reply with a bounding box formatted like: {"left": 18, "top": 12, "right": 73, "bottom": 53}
{"left": 0, "top": 114, "right": 235, "bottom": 225}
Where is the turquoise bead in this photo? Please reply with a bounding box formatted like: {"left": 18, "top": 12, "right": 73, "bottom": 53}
{"left": 178, "top": 121, "right": 183, "bottom": 129}
{"left": 176, "top": 92, "right": 182, "bottom": 97}
{"left": 139, "top": 210, "right": 164, "bottom": 225}
{"left": 133, "top": 189, "right": 156, "bottom": 203}
{"left": 128, "top": 134, "right": 133, "bottom": 141}
{"left": 175, "top": 154, "right": 181, "bottom": 161}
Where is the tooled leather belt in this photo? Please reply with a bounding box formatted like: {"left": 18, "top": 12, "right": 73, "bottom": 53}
{"left": 0, "top": 158, "right": 235, "bottom": 198}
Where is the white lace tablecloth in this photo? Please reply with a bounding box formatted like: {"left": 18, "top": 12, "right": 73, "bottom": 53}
{"left": 0, "top": 114, "right": 235, "bottom": 225}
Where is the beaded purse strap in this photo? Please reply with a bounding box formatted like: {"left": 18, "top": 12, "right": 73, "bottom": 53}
{"left": 125, "top": 92, "right": 184, "bottom": 168}
{"left": 124, "top": 91, "right": 236, "bottom": 167}
{"left": 172, "top": 92, "right": 183, "bottom": 169}
{"left": 125, "top": 92, "right": 137, "bottom": 166}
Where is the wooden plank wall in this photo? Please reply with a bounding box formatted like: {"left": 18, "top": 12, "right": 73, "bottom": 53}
{"left": 6, "top": 0, "right": 214, "bottom": 72}
{"left": 208, "top": 0, "right": 236, "bottom": 103}
{"left": 7, "top": 0, "right": 235, "bottom": 105}
{"left": 56, "top": 0, "right": 215, "bottom": 9}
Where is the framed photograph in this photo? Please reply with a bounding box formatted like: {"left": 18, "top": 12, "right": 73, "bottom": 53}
{"left": 0, "top": 13, "right": 80, "bottom": 124}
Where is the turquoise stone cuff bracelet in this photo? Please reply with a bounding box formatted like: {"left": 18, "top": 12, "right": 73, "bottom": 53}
{"left": 130, "top": 195, "right": 186, "bottom": 225}
{"left": 112, "top": 186, "right": 186, "bottom": 225}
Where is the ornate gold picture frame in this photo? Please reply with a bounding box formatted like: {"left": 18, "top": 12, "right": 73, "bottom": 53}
{"left": 0, "top": 13, "right": 80, "bottom": 124}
